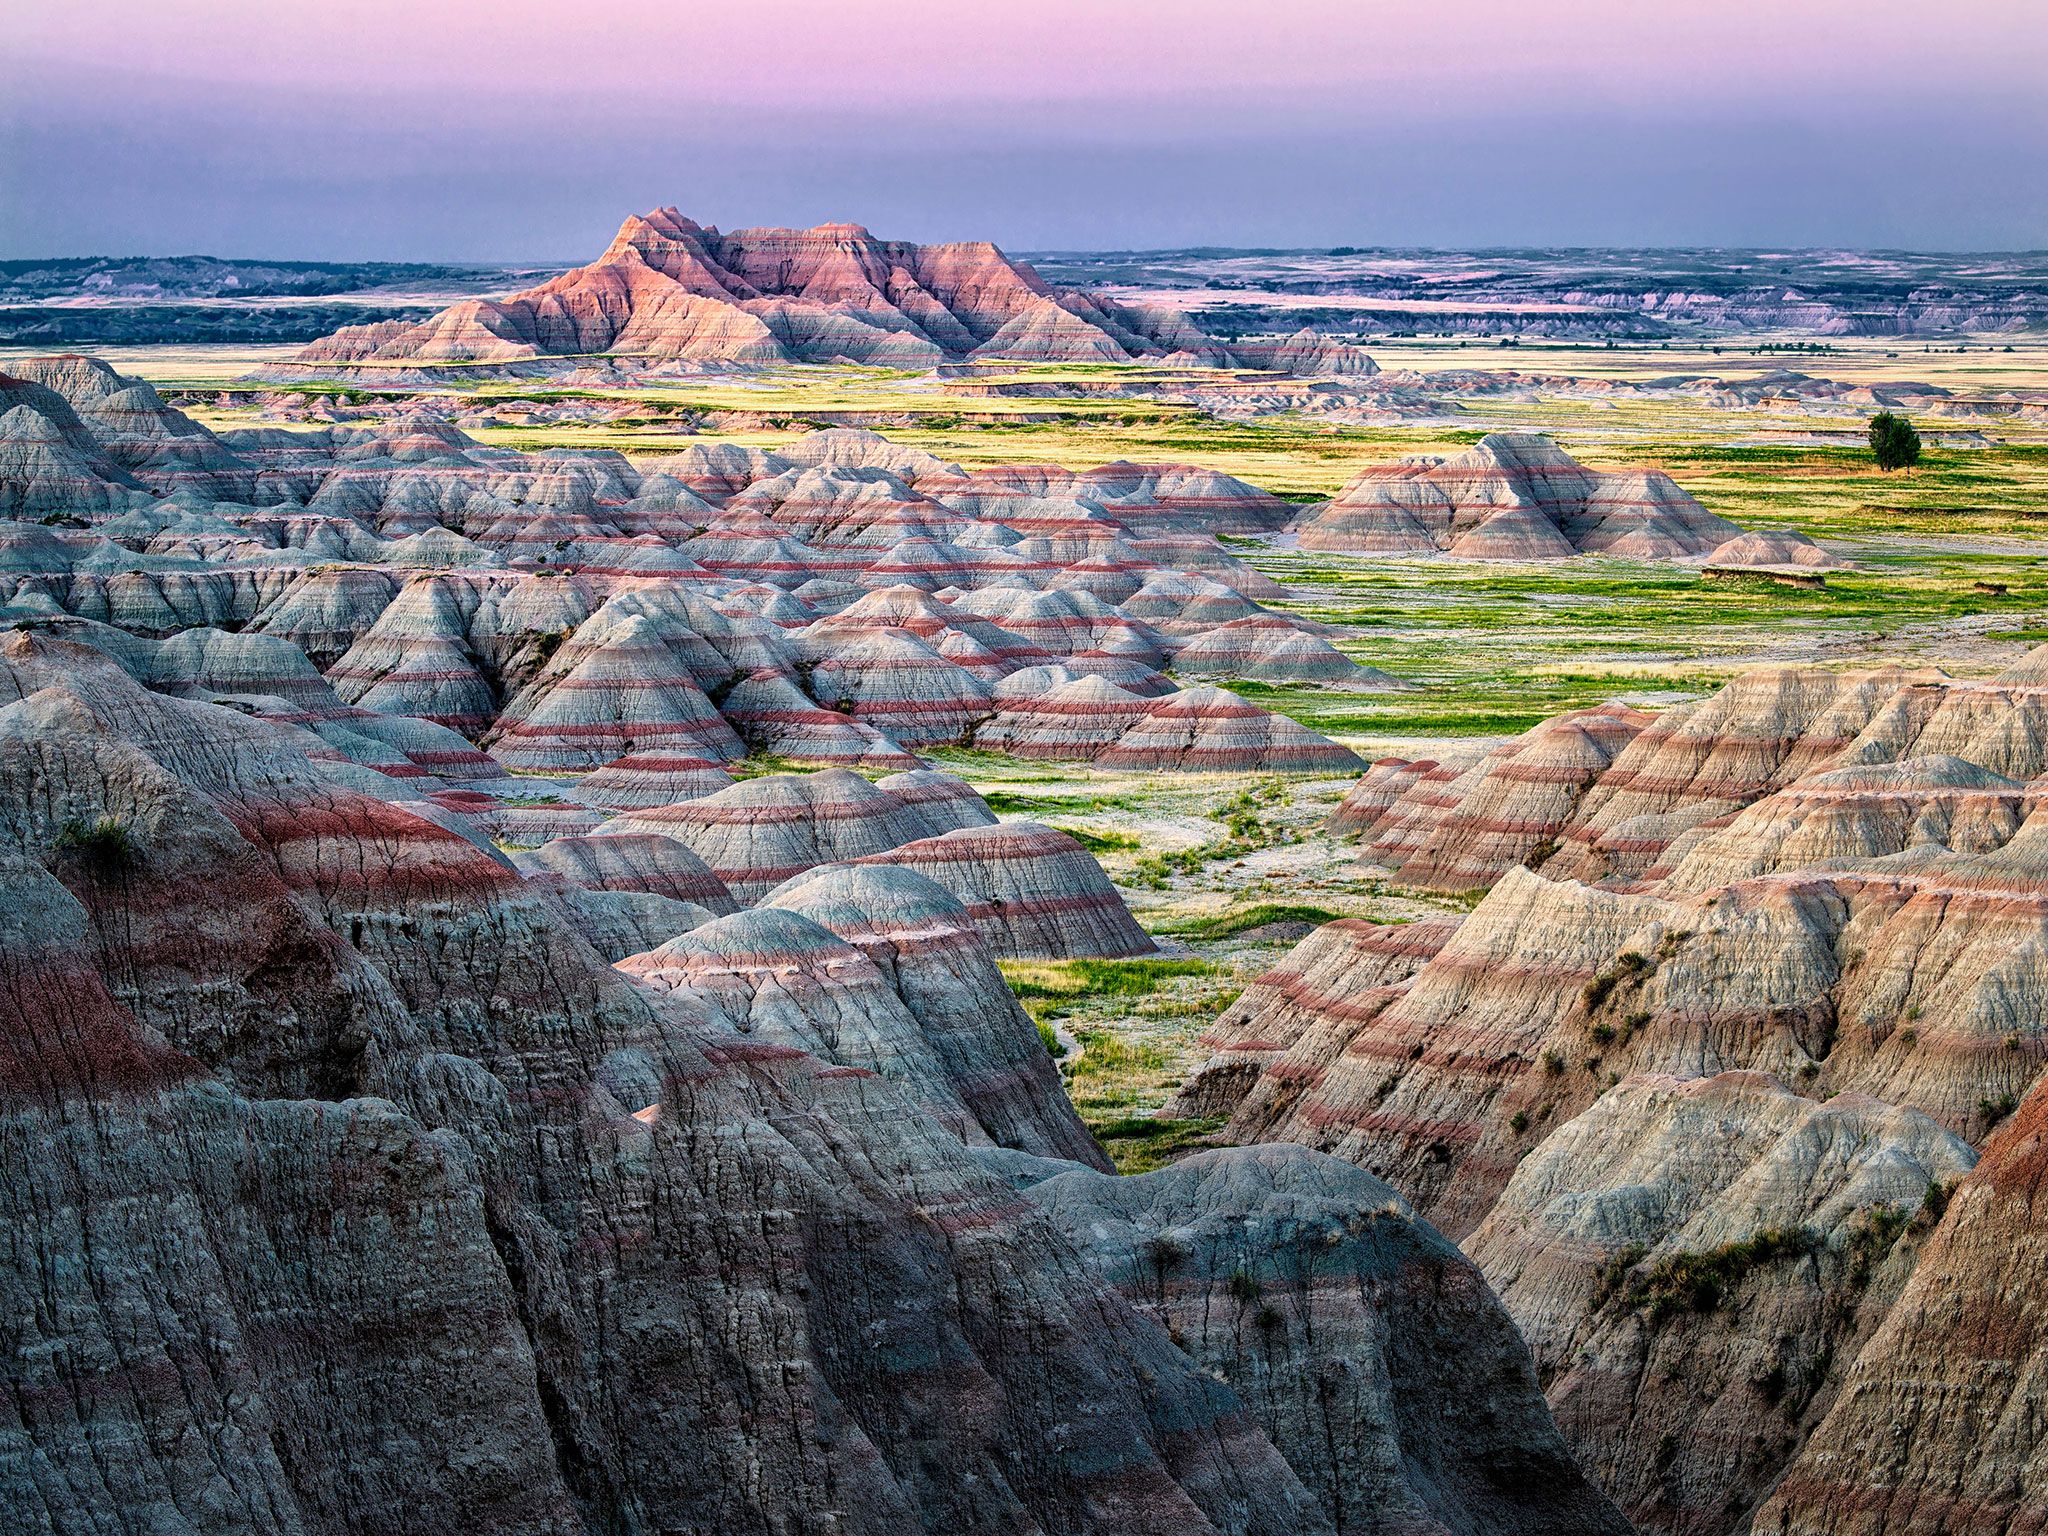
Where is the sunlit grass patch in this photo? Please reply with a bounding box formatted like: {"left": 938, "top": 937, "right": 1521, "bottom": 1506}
{"left": 1050, "top": 824, "right": 1141, "bottom": 853}
{"left": 1164, "top": 902, "right": 1342, "bottom": 940}
{"left": 999, "top": 956, "right": 1216, "bottom": 1013}
{"left": 979, "top": 789, "right": 1123, "bottom": 816}
{"left": 1069, "top": 1028, "right": 1173, "bottom": 1078}
{"left": 1092, "top": 1114, "right": 1230, "bottom": 1175}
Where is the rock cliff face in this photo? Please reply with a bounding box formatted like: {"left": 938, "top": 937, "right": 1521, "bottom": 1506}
{"left": 1337, "top": 659, "right": 2048, "bottom": 891}
{"left": 1755, "top": 1076, "right": 2048, "bottom": 1536}
{"left": 998, "top": 1143, "right": 1633, "bottom": 1536}
{"left": 291, "top": 209, "right": 1377, "bottom": 375}
{"left": 1466, "top": 1072, "right": 1973, "bottom": 1535}
{"left": 1295, "top": 433, "right": 1741, "bottom": 561}
{"left": 1178, "top": 654, "right": 2048, "bottom": 1535}
{"left": 0, "top": 359, "right": 1373, "bottom": 777}
{"left": 0, "top": 626, "right": 1623, "bottom": 1536}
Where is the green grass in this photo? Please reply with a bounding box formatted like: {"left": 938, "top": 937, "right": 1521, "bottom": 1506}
{"left": 980, "top": 789, "right": 1122, "bottom": 816}
{"left": 52, "top": 815, "right": 137, "bottom": 874}
{"left": 1645, "top": 441, "right": 2048, "bottom": 541}
{"left": 1050, "top": 824, "right": 1141, "bottom": 853}
{"left": 1122, "top": 781, "right": 1299, "bottom": 888}
{"left": 1621, "top": 1227, "right": 1823, "bottom": 1325}
{"left": 1164, "top": 902, "right": 1343, "bottom": 940}
{"left": 1226, "top": 549, "right": 2048, "bottom": 738}
{"left": 1091, "top": 1114, "right": 1230, "bottom": 1174}
{"left": 999, "top": 957, "right": 1236, "bottom": 1145}
{"left": 999, "top": 957, "right": 1217, "bottom": 1015}
{"left": 727, "top": 752, "right": 812, "bottom": 778}
{"left": 1069, "top": 1028, "right": 1173, "bottom": 1077}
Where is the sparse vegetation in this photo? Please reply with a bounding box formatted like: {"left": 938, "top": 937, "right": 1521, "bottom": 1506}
{"left": 1094, "top": 1115, "right": 1228, "bottom": 1174}
{"left": 1000, "top": 957, "right": 1216, "bottom": 1015}
{"left": 53, "top": 815, "right": 137, "bottom": 875}
{"left": 1049, "top": 824, "right": 1141, "bottom": 854}
{"left": 1978, "top": 1091, "right": 2019, "bottom": 1129}
{"left": 1627, "top": 1227, "right": 1820, "bottom": 1325}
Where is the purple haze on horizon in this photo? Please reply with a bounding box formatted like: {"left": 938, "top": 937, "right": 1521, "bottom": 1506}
{"left": 3, "top": 0, "right": 2045, "bottom": 260}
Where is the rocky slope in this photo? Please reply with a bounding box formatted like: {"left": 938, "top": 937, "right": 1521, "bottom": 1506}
{"left": 0, "top": 624, "right": 1624, "bottom": 1536}
{"left": 0, "top": 359, "right": 1371, "bottom": 776}
{"left": 1754, "top": 1076, "right": 2048, "bottom": 1536}
{"left": 289, "top": 208, "right": 1379, "bottom": 375}
{"left": 1175, "top": 653, "right": 2048, "bottom": 1535}
{"left": 1295, "top": 433, "right": 1743, "bottom": 561}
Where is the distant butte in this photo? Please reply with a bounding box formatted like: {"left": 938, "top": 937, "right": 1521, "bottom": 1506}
{"left": 293, "top": 208, "right": 1381, "bottom": 374}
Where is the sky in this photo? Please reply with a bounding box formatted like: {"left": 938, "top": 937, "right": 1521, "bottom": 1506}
{"left": 4, "top": 0, "right": 2046, "bottom": 261}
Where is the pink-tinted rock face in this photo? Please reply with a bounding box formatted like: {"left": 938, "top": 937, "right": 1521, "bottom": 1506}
{"left": 716, "top": 666, "right": 921, "bottom": 768}
{"left": 1705, "top": 527, "right": 1848, "bottom": 571}
{"left": 1347, "top": 703, "right": 1651, "bottom": 890}
{"left": 486, "top": 612, "right": 747, "bottom": 771}
{"left": 802, "top": 626, "right": 995, "bottom": 746}
{"left": 0, "top": 630, "right": 1625, "bottom": 1536}
{"left": 975, "top": 674, "right": 1158, "bottom": 760}
{"left": 1168, "top": 916, "right": 1460, "bottom": 1121}
{"left": 1223, "top": 328, "right": 1382, "bottom": 377}
{"left": 1095, "top": 685, "right": 1365, "bottom": 774}
{"left": 290, "top": 209, "right": 1368, "bottom": 376}
{"left": 1295, "top": 432, "right": 1740, "bottom": 560}
{"left": 570, "top": 749, "right": 737, "bottom": 810}
{"left": 1335, "top": 664, "right": 2030, "bottom": 891}
{"left": 765, "top": 863, "right": 1111, "bottom": 1168}
{"left": 1754, "top": 1075, "right": 2048, "bottom": 1536}
{"left": 598, "top": 766, "right": 990, "bottom": 903}
{"left": 1466, "top": 1070, "right": 1973, "bottom": 1536}
{"left": 855, "top": 821, "right": 1157, "bottom": 960}
{"left": 515, "top": 831, "right": 739, "bottom": 914}
{"left": 1, "top": 359, "right": 1405, "bottom": 781}
{"left": 1155, "top": 652, "right": 2048, "bottom": 1535}
{"left": 1169, "top": 613, "right": 1405, "bottom": 689}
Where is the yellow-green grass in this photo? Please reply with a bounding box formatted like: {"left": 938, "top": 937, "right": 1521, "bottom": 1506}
{"left": 1358, "top": 335, "right": 2048, "bottom": 394}
{"left": 1091, "top": 1114, "right": 1231, "bottom": 1175}
{"left": 1000, "top": 956, "right": 1246, "bottom": 1148}
{"left": 1227, "top": 541, "right": 2048, "bottom": 737}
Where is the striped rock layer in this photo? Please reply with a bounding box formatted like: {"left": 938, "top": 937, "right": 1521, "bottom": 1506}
{"left": 1295, "top": 432, "right": 1742, "bottom": 561}
{"left": 2, "top": 360, "right": 1382, "bottom": 782}
{"left": 1337, "top": 659, "right": 2048, "bottom": 891}
{"left": 0, "top": 631, "right": 1621, "bottom": 1536}
{"left": 1180, "top": 651, "right": 2048, "bottom": 1535}
{"left": 291, "top": 208, "right": 1378, "bottom": 376}
{"left": 599, "top": 766, "right": 989, "bottom": 903}
{"left": 855, "top": 821, "right": 1158, "bottom": 960}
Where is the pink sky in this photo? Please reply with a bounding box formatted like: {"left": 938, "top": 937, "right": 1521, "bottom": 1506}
{"left": 5, "top": 0, "right": 2046, "bottom": 257}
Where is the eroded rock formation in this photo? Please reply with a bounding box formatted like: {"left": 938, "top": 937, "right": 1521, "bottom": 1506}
{"left": 0, "top": 360, "right": 1371, "bottom": 778}
{"left": 291, "top": 209, "right": 1380, "bottom": 375}
{"left": 1295, "top": 433, "right": 1742, "bottom": 561}
{"left": 1179, "top": 653, "right": 2048, "bottom": 1534}
{"left": 0, "top": 617, "right": 1619, "bottom": 1536}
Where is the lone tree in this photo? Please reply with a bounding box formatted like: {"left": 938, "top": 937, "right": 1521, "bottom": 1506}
{"left": 1868, "top": 412, "right": 1922, "bottom": 474}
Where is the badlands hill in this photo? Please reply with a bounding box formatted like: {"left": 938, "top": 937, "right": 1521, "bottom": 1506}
{"left": 1169, "top": 655, "right": 2048, "bottom": 1536}
{"left": 0, "top": 358, "right": 1630, "bottom": 1529}
{"left": 0, "top": 355, "right": 1387, "bottom": 779}
{"left": 1297, "top": 432, "right": 1748, "bottom": 561}
{"left": 292, "top": 208, "right": 1381, "bottom": 374}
